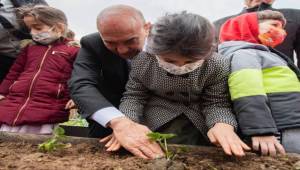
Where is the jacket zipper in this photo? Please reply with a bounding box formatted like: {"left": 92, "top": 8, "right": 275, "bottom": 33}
{"left": 8, "top": 81, "right": 18, "bottom": 92}
{"left": 52, "top": 51, "right": 68, "bottom": 56}
{"left": 56, "top": 83, "right": 62, "bottom": 99}
{"left": 12, "top": 46, "right": 52, "bottom": 126}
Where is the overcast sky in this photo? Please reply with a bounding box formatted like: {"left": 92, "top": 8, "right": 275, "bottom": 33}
{"left": 48, "top": 0, "right": 300, "bottom": 39}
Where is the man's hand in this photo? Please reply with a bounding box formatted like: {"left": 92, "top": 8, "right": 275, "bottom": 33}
{"left": 207, "top": 123, "right": 251, "bottom": 157}
{"left": 100, "top": 134, "right": 121, "bottom": 151}
{"left": 107, "top": 117, "right": 164, "bottom": 159}
{"left": 252, "top": 136, "right": 286, "bottom": 156}
{"left": 0, "top": 95, "right": 5, "bottom": 101}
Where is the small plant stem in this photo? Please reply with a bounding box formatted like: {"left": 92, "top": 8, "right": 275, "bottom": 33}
{"left": 158, "top": 140, "right": 164, "bottom": 151}
{"left": 147, "top": 132, "right": 176, "bottom": 160}
{"left": 164, "top": 138, "right": 169, "bottom": 160}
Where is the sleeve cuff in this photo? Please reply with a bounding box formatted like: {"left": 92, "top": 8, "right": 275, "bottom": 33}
{"left": 206, "top": 111, "right": 238, "bottom": 130}
{"left": 91, "top": 107, "right": 125, "bottom": 127}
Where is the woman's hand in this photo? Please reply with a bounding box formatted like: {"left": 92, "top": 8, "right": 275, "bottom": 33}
{"left": 65, "top": 99, "right": 76, "bottom": 110}
{"left": 207, "top": 123, "right": 251, "bottom": 157}
{"left": 65, "top": 99, "right": 78, "bottom": 119}
{"left": 0, "top": 95, "right": 5, "bottom": 101}
{"left": 251, "top": 135, "right": 286, "bottom": 156}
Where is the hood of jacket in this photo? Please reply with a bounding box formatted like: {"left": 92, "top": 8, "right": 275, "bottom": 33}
{"left": 219, "top": 12, "right": 260, "bottom": 44}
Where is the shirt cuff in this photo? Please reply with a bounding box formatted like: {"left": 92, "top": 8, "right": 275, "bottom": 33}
{"left": 91, "top": 107, "right": 125, "bottom": 127}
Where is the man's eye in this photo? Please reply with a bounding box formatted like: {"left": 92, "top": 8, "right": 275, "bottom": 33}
{"left": 106, "top": 42, "right": 115, "bottom": 46}
{"left": 34, "top": 27, "right": 43, "bottom": 30}
{"left": 125, "top": 38, "right": 138, "bottom": 45}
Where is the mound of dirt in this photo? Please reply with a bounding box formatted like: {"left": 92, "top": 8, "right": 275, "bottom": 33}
{"left": 0, "top": 139, "right": 299, "bottom": 170}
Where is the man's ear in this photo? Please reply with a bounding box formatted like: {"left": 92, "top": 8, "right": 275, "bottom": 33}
{"left": 144, "top": 22, "right": 151, "bottom": 35}
{"left": 244, "top": 0, "right": 251, "bottom": 8}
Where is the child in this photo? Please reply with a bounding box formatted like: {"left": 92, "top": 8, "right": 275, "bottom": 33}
{"left": 218, "top": 10, "right": 300, "bottom": 155}
{"left": 0, "top": 5, "right": 79, "bottom": 134}
{"left": 101, "top": 12, "right": 250, "bottom": 157}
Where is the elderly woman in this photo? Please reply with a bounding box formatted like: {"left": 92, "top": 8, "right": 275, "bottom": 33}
{"left": 102, "top": 12, "right": 250, "bottom": 156}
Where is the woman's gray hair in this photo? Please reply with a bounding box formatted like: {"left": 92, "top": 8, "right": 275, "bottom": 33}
{"left": 146, "top": 11, "right": 215, "bottom": 59}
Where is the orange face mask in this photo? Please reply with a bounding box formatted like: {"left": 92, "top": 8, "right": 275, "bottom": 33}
{"left": 258, "top": 27, "right": 287, "bottom": 48}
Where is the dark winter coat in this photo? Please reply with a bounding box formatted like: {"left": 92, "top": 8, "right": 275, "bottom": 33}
{"left": 0, "top": 39, "right": 79, "bottom": 126}
{"left": 68, "top": 33, "right": 129, "bottom": 137}
{"left": 218, "top": 13, "right": 300, "bottom": 136}
{"left": 119, "top": 52, "right": 237, "bottom": 139}
{"left": 10, "top": 0, "right": 47, "bottom": 7}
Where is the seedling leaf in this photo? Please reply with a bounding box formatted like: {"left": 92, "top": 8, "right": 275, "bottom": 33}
{"left": 147, "top": 132, "right": 176, "bottom": 160}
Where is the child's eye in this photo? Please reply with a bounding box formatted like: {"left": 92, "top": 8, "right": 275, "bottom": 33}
{"left": 32, "top": 26, "right": 43, "bottom": 31}
{"left": 271, "top": 21, "right": 282, "bottom": 28}
{"left": 185, "top": 61, "right": 194, "bottom": 64}
{"left": 165, "top": 60, "right": 175, "bottom": 64}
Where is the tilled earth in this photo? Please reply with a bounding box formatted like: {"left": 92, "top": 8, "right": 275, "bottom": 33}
{"left": 0, "top": 139, "right": 300, "bottom": 170}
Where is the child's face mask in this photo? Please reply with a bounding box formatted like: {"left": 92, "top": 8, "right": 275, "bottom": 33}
{"left": 31, "top": 27, "right": 61, "bottom": 45}
{"left": 155, "top": 56, "right": 205, "bottom": 75}
{"left": 258, "top": 20, "right": 287, "bottom": 48}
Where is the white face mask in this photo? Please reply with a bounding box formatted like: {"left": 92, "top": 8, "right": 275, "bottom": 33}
{"left": 31, "top": 27, "right": 61, "bottom": 45}
{"left": 155, "top": 56, "right": 205, "bottom": 75}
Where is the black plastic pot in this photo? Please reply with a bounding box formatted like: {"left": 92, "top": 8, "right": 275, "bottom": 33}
{"left": 59, "top": 125, "right": 89, "bottom": 137}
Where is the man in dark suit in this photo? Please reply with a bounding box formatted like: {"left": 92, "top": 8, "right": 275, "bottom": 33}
{"left": 68, "top": 5, "right": 163, "bottom": 159}
{"left": 214, "top": 0, "right": 300, "bottom": 66}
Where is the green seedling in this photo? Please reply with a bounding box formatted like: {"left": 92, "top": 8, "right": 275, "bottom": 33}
{"left": 147, "top": 132, "right": 176, "bottom": 160}
{"left": 207, "top": 163, "right": 218, "bottom": 170}
{"left": 38, "top": 126, "right": 71, "bottom": 152}
{"left": 176, "top": 145, "right": 190, "bottom": 154}
{"left": 60, "top": 113, "right": 89, "bottom": 127}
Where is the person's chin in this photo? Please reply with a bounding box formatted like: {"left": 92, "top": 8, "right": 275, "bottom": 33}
{"left": 263, "top": 0, "right": 273, "bottom": 4}
{"left": 120, "top": 52, "right": 140, "bottom": 59}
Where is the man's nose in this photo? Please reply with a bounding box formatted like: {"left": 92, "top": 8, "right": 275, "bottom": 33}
{"left": 117, "top": 45, "right": 129, "bottom": 54}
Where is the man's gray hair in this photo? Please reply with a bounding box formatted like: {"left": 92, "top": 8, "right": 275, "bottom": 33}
{"left": 146, "top": 11, "right": 215, "bottom": 59}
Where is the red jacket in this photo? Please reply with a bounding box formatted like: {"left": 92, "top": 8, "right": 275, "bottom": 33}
{"left": 0, "top": 39, "right": 79, "bottom": 126}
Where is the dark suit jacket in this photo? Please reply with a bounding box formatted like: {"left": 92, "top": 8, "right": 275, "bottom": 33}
{"left": 214, "top": 3, "right": 300, "bottom": 66}
{"left": 68, "top": 33, "right": 129, "bottom": 137}
{"left": 10, "top": 0, "right": 47, "bottom": 7}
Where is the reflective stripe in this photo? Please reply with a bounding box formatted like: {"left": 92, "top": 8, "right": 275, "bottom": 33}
{"left": 229, "top": 66, "right": 300, "bottom": 100}
{"left": 263, "top": 66, "right": 300, "bottom": 93}
{"left": 229, "top": 69, "right": 266, "bottom": 100}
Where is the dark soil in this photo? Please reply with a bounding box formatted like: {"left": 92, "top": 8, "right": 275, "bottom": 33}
{"left": 0, "top": 138, "right": 300, "bottom": 170}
